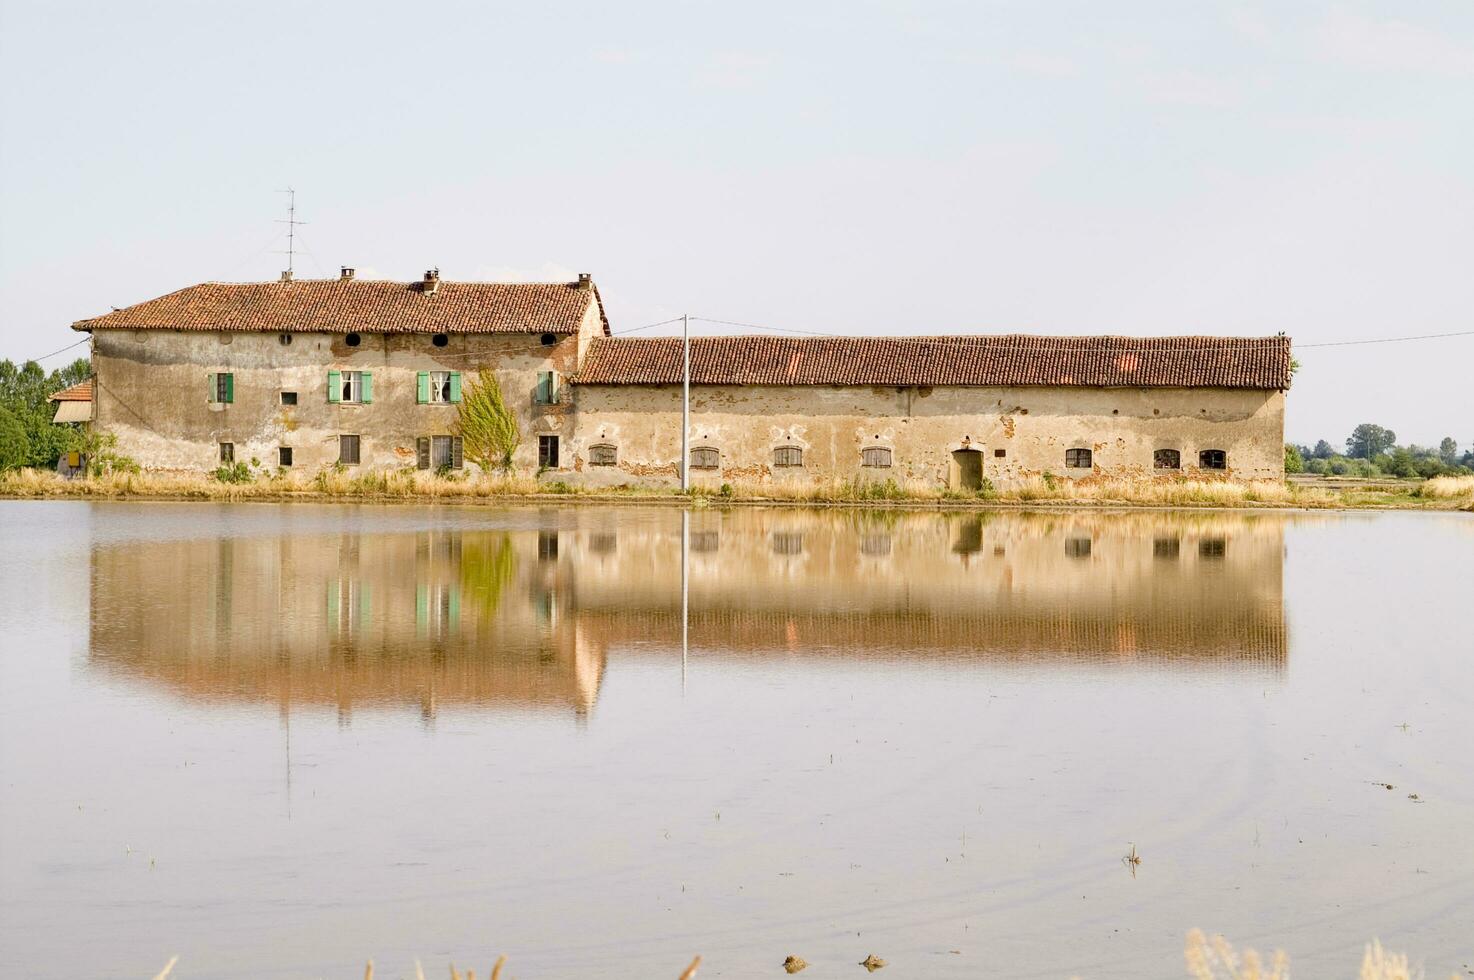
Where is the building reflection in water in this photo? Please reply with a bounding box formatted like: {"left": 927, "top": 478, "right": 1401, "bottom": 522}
{"left": 87, "top": 508, "right": 1289, "bottom": 721}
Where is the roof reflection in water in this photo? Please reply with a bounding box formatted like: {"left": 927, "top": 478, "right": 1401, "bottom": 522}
{"left": 87, "top": 508, "right": 1288, "bottom": 719}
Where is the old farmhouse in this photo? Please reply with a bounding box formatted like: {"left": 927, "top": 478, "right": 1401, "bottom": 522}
{"left": 69, "top": 270, "right": 1291, "bottom": 488}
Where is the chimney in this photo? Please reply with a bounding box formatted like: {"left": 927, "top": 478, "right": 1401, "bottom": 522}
{"left": 576, "top": 272, "right": 592, "bottom": 290}
{"left": 340, "top": 266, "right": 356, "bottom": 281}
{"left": 422, "top": 268, "right": 440, "bottom": 295}
{"left": 280, "top": 270, "right": 294, "bottom": 283}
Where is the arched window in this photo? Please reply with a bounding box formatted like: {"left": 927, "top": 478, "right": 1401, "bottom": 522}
{"left": 1199, "top": 449, "right": 1227, "bottom": 470}
{"left": 588, "top": 444, "right": 618, "bottom": 467}
{"left": 1065, "top": 448, "right": 1093, "bottom": 469}
{"left": 772, "top": 446, "right": 803, "bottom": 467}
{"left": 861, "top": 446, "right": 893, "bottom": 468}
{"left": 1154, "top": 449, "right": 1181, "bottom": 469}
{"left": 690, "top": 447, "right": 720, "bottom": 470}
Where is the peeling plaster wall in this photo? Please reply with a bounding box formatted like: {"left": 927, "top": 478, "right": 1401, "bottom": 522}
{"left": 89, "top": 293, "right": 604, "bottom": 473}
{"left": 566, "top": 383, "right": 1286, "bottom": 488}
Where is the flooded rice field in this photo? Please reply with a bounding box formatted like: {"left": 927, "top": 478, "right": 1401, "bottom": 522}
{"left": 1, "top": 501, "right": 1470, "bottom": 979}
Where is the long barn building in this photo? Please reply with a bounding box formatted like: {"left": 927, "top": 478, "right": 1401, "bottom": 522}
{"left": 70, "top": 270, "right": 1291, "bottom": 488}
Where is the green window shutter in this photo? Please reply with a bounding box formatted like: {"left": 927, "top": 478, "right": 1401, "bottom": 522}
{"left": 223, "top": 373, "right": 234, "bottom": 404}
{"left": 416, "top": 437, "right": 430, "bottom": 470}
{"left": 327, "top": 370, "right": 341, "bottom": 403}
{"left": 536, "top": 371, "right": 551, "bottom": 403}
{"left": 207, "top": 373, "right": 217, "bottom": 403}
{"left": 451, "top": 436, "right": 463, "bottom": 470}
{"left": 417, "top": 372, "right": 429, "bottom": 404}
{"left": 449, "top": 372, "right": 462, "bottom": 403}
{"left": 360, "top": 372, "right": 373, "bottom": 404}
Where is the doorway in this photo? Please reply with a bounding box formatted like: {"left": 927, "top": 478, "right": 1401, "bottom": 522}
{"left": 951, "top": 448, "right": 984, "bottom": 490}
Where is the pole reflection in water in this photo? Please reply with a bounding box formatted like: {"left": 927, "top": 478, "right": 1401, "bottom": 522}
{"left": 85, "top": 508, "right": 1289, "bottom": 722}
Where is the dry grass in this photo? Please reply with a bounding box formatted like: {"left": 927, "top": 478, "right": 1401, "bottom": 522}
{"left": 1418, "top": 474, "right": 1474, "bottom": 499}
{"left": 2, "top": 467, "right": 1466, "bottom": 510}
{"left": 1185, "top": 931, "right": 1455, "bottom": 980}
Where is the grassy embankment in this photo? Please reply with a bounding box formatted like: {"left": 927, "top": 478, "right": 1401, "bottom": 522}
{"left": 3, "top": 468, "right": 1472, "bottom": 511}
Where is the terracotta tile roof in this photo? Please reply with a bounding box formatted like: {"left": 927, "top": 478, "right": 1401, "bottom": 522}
{"left": 72, "top": 278, "right": 605, "bottom": 335}
{"left": 49, "top": 379, "right": 94, "bottom": 402}
{"left": 575, "top": 334, "right": 1293, "bottom": 389}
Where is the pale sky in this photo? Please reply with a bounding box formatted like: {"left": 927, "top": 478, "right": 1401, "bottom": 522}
{"left": 1, "top": 0, "right": 1470, "bottom": 448}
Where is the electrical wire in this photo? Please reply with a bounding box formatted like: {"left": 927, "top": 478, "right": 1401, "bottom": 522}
{"left": 13, "top": 336, "right": 90, "bottom": 365}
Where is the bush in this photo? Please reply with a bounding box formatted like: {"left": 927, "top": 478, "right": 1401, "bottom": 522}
{"left": 719, "top": 483, "right": 735, "bottom": 498}
{"left": 1284, "top": 444, "right": 1304, "bottom": 474}
{"left": 211, "top": 461, "right": 253, "bottom": 484}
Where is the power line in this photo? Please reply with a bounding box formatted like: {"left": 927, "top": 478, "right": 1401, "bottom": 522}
{"left": 12, "top": 336, "right": 90, "bottom": 365}
{"left": 609, "top": 317, "right": 685, "bottom": 335}
{"left": 1296, "top": 330, "right": 1474, "bottom": 348}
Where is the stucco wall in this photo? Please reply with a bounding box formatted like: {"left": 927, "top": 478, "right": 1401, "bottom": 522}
{"left": 89, "top": 297, "right": 604, "bottom": 472}
{"left": 566, "top": 383, "right": 1286, "bottom": 488}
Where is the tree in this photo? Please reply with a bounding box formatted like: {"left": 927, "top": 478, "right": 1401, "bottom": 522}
{"left": 1312, "top": 439, "right": 1334, "bottom": 459}
{"left": 1346, "top": 424, "right": 1396, "bottom": 460}
{"left": 1284, "top": 444, "right": 1304, "bottom": 474}
{"left": 0, "top": 356, "right": 90, "bottom": 468}
{"left": 1439, "top": 437, "right": 1458, "bottom": 463}
{"left": 457, "top": 372, "right": 520, "bottom": 472}
{"left": 0, "top": 404, "right": 30, "bottom": 470}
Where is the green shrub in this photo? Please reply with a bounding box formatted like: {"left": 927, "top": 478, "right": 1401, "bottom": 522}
{"left": 1284, "top": 444, "right": 1305, "bottom": 474}
{"left": 719, "top": 483, "right": 735, "bottom": 498}
{"left": 211, "top": 461, "right": 253, "bottom": 484}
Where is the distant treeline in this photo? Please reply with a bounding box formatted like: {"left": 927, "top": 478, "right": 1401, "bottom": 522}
{"left": 1286, "top": 424, "right": 1471, "bottom": 478}
{"left": 0, "top": 357, "right": 92, "bottom": 470}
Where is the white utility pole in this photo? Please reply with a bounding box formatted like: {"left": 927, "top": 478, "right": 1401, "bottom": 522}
{"left": 681, "top": 313, "right": 691, "bottom": 490}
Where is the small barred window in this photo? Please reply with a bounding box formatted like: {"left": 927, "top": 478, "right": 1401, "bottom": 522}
{"left": 1154, "top": 449, "right": 1181, "bottom": 469}
{"left": 1065, "top": 448, "right": 1093, "bottom": 469}
{"left": 1199, "top": 449, "right": 1227, "bottom": 470}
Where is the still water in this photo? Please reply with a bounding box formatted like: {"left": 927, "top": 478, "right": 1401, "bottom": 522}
{"left": 0, "top": 501, "right": 1470, "bottom": 978}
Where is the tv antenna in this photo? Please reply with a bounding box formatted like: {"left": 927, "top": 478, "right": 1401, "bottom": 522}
{"left": 275, "top": 188, "right": 307, "bottom": 280}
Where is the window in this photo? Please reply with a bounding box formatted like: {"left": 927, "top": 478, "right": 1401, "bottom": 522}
{"left": 690, "top": 447, "right": 720, "bottom": 470}
{"left": 278, "top": 447, "right": 293, "bottom": 467}
{"left": 208, "top": 372, "right": 234, "bottom": 404}
{"left": 417, "top": 436, "right": 463, "bottom": 470}
{"left": 339, "top": 435, "right": 360, "bottom": 465}
{"left": 219, "top": 442, "right": 234, "bottom": 463}
{"left": 416, "top": 371, "right": 460, "bottom": 404}
{"left": 994, "top": 448, "right": 1006, "bottom": 458}
{"left": 1199, "top": 449, "right": 1227, "bottom": 470}
{"left": 432, "top": 333, "right": 448, "bottom": 348}
{"left": 861, "top": 447, "right": 892, "bottom": 468}
{"left": 538, "top": 435, "right": 560, "bottom": 468}
{"left": 589, "top": 444, "right": 618, "bottom": 466}
{"left": 280, "top": 391, "right": 298, "bottom": 406}
{"left": 540, "top": 333, "right": 557, "bottom": 346}
{"left": 1065, "top": 537, "right": 1092, "bottom": 559}
{"left": 773, "top": 446, "right": 803, "bottom": 468}
{"left": 278, "top": 333, "right": 293, "bottom": 346}
{"left": 345, "top": 332, "right": 362, "bottom": 347}
{"left": 328, "top": 370, "right": 371, "bottom": 404}
{"left": 1065, "top": 448, "right": 1093, "bottom": 469}
{"left": 1154, "top": 449, "right": 1181, "bottom": 469}
{"left": 535, "top": 371, "right": 560, "bottom": 404}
